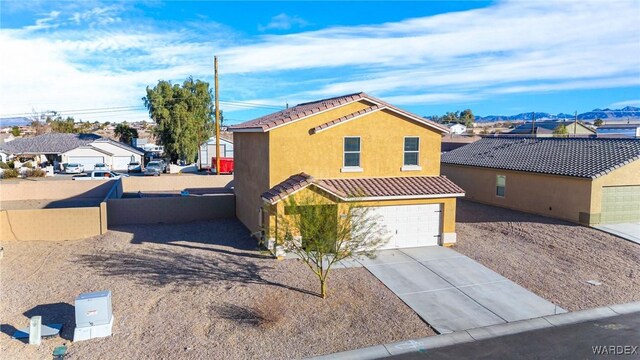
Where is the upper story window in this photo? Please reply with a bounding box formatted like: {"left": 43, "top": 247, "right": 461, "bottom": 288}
{"left": 403, "top": 137, "right": 420, "bottom": 166}
{"left": 343, "top": 137, "right": 361, "bottom": 169}
{"left": 496, "top": 175, "right": 506, "bottom": 197}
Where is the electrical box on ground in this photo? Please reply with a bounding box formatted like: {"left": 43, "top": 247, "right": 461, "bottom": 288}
{"left": 73, "top": 290, "right": 113, "bottom": 342}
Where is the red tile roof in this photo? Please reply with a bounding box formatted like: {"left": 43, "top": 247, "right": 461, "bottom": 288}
{"left": 262, "top": 175, "right": 464, "bottom": 204}
{"left": 312, "top": 105, "right": 382, "bottom": 133}
{"left": 316, "top": 176, "right": 465, "bottom": 199}
{"left": 229, "top": 92, "right": 448, "bottom": 133}
{"left": 261, "top": 173, "right": 314, "bottom": 204}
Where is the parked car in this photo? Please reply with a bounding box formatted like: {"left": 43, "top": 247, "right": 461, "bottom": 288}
{"left": 127, "top": 161, "right": 142, "bottom": 173}
{"left": 144, "top": 161, "right": 164, "bottom": 176}
{"left": 72, "top": 170, "right": 129, "bottom": 180}
{"left": 94, "top": 163, "right": 109, "bottom": 171}
{"left": 65, "top": 163, "right": 84, "bottom": 174}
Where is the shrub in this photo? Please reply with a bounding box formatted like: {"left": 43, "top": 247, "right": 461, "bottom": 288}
{"left": 0, "top": 161, "right": 8, "bottom": 169}
{"left": 23, "top": 161, "right": 33, "bottom": 169}
{"left": 7, "top": 161, "right": 15, "bottom": 169}
{"left": 26, "top": 168, "right": 46, "bottom": 178}
{"left": 1, "top": 169, "right": 19, "bottom": 179}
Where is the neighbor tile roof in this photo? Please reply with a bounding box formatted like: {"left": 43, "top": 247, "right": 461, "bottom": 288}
{"left": 441, "top": 137, "right": 640, "bottom": 179}
{"left": 0, "top": 133, "right": 101, "bottom": 154}
{"left": 316, "top": 176, "right": 465, "bottom": 199}
{"left": 261, "top": 173, "right": 314, "bottom": 204}
{"left": 509, "top": 121, "right": 595, "bottom": 135}
{"left": 262, "top": 174, "right": 464, "bottom": 204}
{"left": 312, "top": 105, "right": 382, "bottom": 133}
{"left": 228, "top": 92, "right": 448, "bottom": 133}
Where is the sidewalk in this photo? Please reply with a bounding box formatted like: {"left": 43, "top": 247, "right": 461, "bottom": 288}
{"left": 309, "top": 301, "right": 640, "bottom": 359}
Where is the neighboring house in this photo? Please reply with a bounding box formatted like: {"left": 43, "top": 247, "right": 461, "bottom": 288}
{"left": 0, "top": 133, "right": 143, "bottom": 171}
{"left": 448, "top": 123, "right": 467, "bottom": 135}
{"left": 197, "top": 133, "right": 234, "bottom": 170}
{"left": 596, "top": 124, "right": 640, "bottom": 138}
{"left": 507, "top": 121, "right": 596, "bottom": 137}
{"left": 441, "top": 138, "right": 640, "bottom": 225}
{"left": 441, "top": 135, "right": 481, "bottom": 152}
{"left": 229, "top": 92, "right": 465, "bottom": 249}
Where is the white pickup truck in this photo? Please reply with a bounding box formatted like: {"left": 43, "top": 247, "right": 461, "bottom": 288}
{"left": 72, "top": 170, "right": 129, "bottom": 180}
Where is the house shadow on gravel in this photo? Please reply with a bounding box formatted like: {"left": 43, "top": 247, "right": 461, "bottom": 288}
{"left": 76, "top": 219, "right": 316, "bottom": 296}
{"left": 456, "top": 199, "right": 581, "bottom": 227}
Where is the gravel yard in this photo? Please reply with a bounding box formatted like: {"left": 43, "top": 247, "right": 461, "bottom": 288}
{"left": 0, "top": 220, "right": 433, "bottom": 360}
{"left": 455, "top": 200, "right": 640, "bottom": 312}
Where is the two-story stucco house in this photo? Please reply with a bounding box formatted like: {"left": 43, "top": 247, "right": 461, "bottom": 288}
{"left": 228, "top": 92, "right": 465, "bottom": 249}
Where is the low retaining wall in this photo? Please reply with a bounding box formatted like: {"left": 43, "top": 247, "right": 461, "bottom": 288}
{"left": 0, "top": 207, "right": 102, "bottom": 241}
{"left": 121, "top": 175, "right": 233, "bottom": 193}
{"left": 107, "top": 194, "right": 235, "bottom": 225}
{"left": 0, "top": 179, "right": 114, "bottom": 201}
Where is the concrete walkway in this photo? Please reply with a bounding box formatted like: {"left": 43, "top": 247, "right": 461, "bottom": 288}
{"left": 594, "top": 222, "right": 640, "bottom": 245}
{"left": 310, "top": 302, "right": 640, "bottom": 360}
{"left": 357, "top": 247, "right": 566, "bottom": 334}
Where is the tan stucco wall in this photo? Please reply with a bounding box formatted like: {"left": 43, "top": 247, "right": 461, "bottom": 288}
{"left": 441, "top": 164, "right": 593, "bottom": 223}
{"left": 590, "top": 159, "right": 640, "bottom": 216}
{"left": 233, "top": 132, "right": 270, "bottom": 233}
{"left": 268, "top": 105, "right": 443, "bottom": 186}
{"left": 121, "top": 175, "right": 233, "bottom": 192}
{"left": 1, "top": 207, "right": 102, "bottom": 241}
{"left": 0, "top": 179, "right": 113, "bottom": 201}
{"left": 107, "top": 194, "right": 235, "bottom": 225}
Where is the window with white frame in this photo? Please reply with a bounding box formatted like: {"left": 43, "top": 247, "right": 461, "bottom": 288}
{"left": 496, "top": 175, "right": 506, "bottom": 197}
{"left": 343, "top": 137, "right": 361, "bottom": 167}
{"left": 404, "top": 137, "right": 420, "bottom": 166}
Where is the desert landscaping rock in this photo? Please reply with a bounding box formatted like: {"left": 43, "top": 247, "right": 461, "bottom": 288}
{"left": 454, "top": 200, "right": 640, "bottom": 312}
{"left": 0, "top": 220, "right": 434, "bottom": 359}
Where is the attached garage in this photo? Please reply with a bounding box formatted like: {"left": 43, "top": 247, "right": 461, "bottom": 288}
{"left": 600, "top": 186, "right": 640, "bottom": 224}
{"left": 368, "top": 204, "right": 442, "bottom": 249}
{"left": 68, "top": 156, "right": 104, "bottom": 171}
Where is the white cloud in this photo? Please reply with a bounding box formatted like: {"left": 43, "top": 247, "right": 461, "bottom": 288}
{"left": 258, "top": 13, "right": 308, "bottom": 31}
{"left": 609, "top": 99, "right": 640, "bottom": 108}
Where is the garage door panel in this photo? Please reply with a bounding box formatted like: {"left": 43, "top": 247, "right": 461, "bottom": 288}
{"left": 601, "top": 186, "right": 640, "bottom": 224}
{"left": 68, "top": 156, "right": 104, "bottom": 171}
{"left": 365, "top": 204, "right": 442, "bottom": 249}
{"left": 113, "top": 156, "right": 133, "bottom": 171}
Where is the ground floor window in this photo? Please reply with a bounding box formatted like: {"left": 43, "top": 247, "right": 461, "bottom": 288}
{"left": 496, "top": 175, "right": 506, "bottom": 197}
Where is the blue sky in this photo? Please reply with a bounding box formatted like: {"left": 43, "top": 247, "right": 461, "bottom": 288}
{"left": 1, "top": 0, "right": 639, "bottom": 124}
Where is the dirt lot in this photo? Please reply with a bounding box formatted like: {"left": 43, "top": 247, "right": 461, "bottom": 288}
{"left": 0, "top": 220, "right": 433, "bottom": 360}
{"left": 455, "top": 200, "right": 640, "bottom": 312}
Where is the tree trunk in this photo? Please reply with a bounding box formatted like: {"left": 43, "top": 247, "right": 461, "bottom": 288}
{"left": 320, "top": 278, "right": 327, "bottom": 299}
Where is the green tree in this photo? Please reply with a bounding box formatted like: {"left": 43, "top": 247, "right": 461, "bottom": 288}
{"left": 272, "top": 193, "right": 389, "bottom": 298}
{"left": 553, "top": 124, "right": 569, "bottom": 137}
{"left": 10, "top": 126, "right": 20, "bottom": 137}
{"left": 594, "top": 118, "right": 604, "bottom": 126}
{"left": 143, "top": 77, "right": 215, "bottom": 163}
{"left": 114, "top": 122, "right": 139, "bottom": 144}
{"left": 442, "top": 111, "right": 460, "bottom": 124}
{"left": 460, "top": 109, "right": 475, "bottom": 128}
{"left": 50, "top": 117, "right": 76, "bottom": 133}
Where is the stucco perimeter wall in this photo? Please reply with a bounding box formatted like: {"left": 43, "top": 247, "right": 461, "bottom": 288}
{"left": 107, "top": 194, "right": 235, "bottom": 225}
{"left": 121, "top": 175, "right": 233, "bottom": 192}
{"left": 0, "top": 179, "right": 113, "bottom": 201}
{"left": 233, "top": 132, "right": 270, "bottom": 234}
{"left": 590, "top": 159, "right": 640, "bottom": 216}
{"left": 441, "top": 164, "right": 593, "bottom": 224}
{"left": 1, "top": 207, "right": 102, "bottom": 241}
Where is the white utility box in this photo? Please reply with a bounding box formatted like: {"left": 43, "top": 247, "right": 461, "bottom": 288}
{"left": 73, "top": 290, "right": 114, "bottom": 342}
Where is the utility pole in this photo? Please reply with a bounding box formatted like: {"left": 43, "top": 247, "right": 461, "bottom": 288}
{"left": 214, "top": 56, "right": 221, "bottom": 175}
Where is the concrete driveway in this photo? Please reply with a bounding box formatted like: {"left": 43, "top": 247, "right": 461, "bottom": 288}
{"left": 359, "top": 247, "right": 566, "bottom": 334}
{"left": 594, "top": 223, "right": 640, "bottom": 245}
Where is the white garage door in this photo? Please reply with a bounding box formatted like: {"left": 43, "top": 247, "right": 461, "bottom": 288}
{"left": 368, "top": 204, "right": 442, "bottom": 249}
{"left": 113, "top": 156, "right": 134, "bottom": 171}
{"left": 68, "top": 156, "right": 104, "bottom": 171}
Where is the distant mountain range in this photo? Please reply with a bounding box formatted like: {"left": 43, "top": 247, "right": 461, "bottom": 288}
{"left": 474, "top": 107, "right": 640, "bottom": 122}
{"left": 0, "top": 117, "right": 31, "bottom": 128}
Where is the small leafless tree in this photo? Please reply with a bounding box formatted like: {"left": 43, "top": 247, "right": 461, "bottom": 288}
{"left": 272, "top": 192, "right": 389, "bottom": 298}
